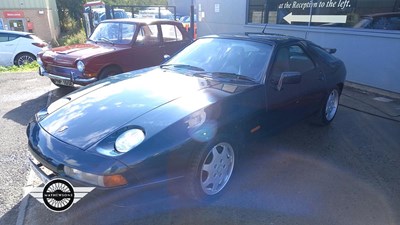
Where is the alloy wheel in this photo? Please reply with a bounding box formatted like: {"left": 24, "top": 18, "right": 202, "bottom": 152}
{"left": 325, "top": 89, "right": 339, "bottom": 121}
{"left": 200, "top": 142, "right": 235, "bottom": 195}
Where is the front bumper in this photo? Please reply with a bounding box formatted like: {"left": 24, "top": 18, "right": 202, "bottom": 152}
{"left": 39, "top": 66, "right": 97, "bottom": 86}
{"left": 26, "top": 119, "right": 130, "bottom": 188}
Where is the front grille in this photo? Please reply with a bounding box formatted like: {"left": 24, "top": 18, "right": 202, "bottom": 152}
{"left": 45, "top": 65, "right": 75, "bottom": 78}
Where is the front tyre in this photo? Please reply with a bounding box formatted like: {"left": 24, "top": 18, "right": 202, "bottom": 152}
{"left": 98, "top": 66, "right": 122, "bottom": 80}
{"left": 185, "top": 139, "right": 236, "bottom": 201}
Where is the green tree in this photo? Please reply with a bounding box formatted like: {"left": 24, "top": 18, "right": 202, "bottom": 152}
{"left": 103, "top": 0, "right": 167, "bottom": 6}
{"left": 57, "top": 0, "right": 85, "bottom": 32}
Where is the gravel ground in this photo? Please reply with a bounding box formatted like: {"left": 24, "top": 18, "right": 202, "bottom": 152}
{"left": 0, "top": 72, "right": 51, "bottom": 216}
{"left": 0, "top": 72, "right": 399, "bottom": 225}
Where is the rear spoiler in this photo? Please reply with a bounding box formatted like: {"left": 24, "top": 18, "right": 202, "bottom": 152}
{"left": 325, "top": 48, "right": 337, "bottom": 54}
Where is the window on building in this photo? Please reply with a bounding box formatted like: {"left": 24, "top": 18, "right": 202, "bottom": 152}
{"left": 248, "top": 0, "right": 268, "bottom": 24}
{"left": 247, "top": 0, "right": 400, "bottom": 31}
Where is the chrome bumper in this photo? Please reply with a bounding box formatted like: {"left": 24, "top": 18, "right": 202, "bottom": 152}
{"left": 39, "top": 67, "right": 97, "bottom": 85}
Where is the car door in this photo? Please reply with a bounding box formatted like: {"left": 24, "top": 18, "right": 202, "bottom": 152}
{"left": 288, "top": 44, "right": 326, "bottom": 115}
{"left": 159, "top": 23, "right": 190, "bottom": 57}
{"left": 0, "top": 33, "right": 19, "bottom": 66}
{"left": 266, "top": 45, "right": 305, "bottom": 128}
{"left": 129, "top": 24, "right": 164, "bottom": 70}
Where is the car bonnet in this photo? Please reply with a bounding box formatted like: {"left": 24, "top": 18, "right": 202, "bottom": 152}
{"left": 42, "top": 43, "right": 116, "bottom": 66}
{"left": 39, "top": 69, "right": 217, "bottom": 150}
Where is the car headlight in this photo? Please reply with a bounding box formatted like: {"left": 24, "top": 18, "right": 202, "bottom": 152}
{"left": 64, "top": 166, "right": 127, "bottom": 187}
{"left": 77, "top": 60, "right": 85, "bottom": 72}
{"left": 115, "top": 129, "right": 145, "bottom": 153}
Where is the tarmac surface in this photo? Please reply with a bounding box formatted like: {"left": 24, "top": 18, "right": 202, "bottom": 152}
{"left": 0, "top": 72, "right": 399, "bottom": 225}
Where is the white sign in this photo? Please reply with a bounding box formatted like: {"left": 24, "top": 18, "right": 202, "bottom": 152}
{"left": 283, "top": 12, "right": 347, "bottom": 24}
{"left": 30, "top": 179, "right": 95, "bottom": 212}
{"left": 215, "top": 4, "right": 220, "bottom": 13}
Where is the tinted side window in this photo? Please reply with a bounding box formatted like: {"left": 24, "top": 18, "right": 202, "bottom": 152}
{"left": 8, "top": 34, "right": 18, "bottom": 41}
{"left": 0, "top": 33, "right": 8, "bottom": 42}
{"left": 161, "top": 24, "right": 183, "bottom": 42}
{"left": 288, "top": 45, "right": 315, "bottom": 73}
{"left": 309, "top": 44, "right": 338, "bottom": 64}
{"left": 0, "top": 33, "right": 19, "bottom": 42}
{"left": 271, "top": 45, "right": 315, "bottom": 80}
{"left": 271, "top": 47, "right": 290, "bottom": 80}
{"left": 136, "top": 24, "right": 160, "bottom": 45}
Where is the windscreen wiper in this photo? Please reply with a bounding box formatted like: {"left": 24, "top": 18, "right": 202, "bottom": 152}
{"left": 194, "top": 72, "right": 256, "bottom": 82}
{"left": 100, "top": 37, "right": 114, "bottom": 45}
{"left": 160, "top": 64, "right": 205, "bottom": 72}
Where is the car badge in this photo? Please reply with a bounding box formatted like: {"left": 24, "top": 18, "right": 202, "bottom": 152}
{"left": 57, "top": 126, "right": 69, "bottom": 133}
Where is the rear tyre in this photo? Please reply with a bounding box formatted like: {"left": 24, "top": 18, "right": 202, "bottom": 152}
{"left": 184, "top": 137, "right": 236, "bottom": 201}
{"left": 314, "top": 88, "right": 340, "bottom": 126}
{"left": 14, "top": 53, "right": 35, "bottom": 66}
{"left": 98, "top": 66, "right": 122, "bottom": 80}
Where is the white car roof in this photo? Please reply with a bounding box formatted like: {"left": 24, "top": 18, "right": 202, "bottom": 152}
{"left": 0, "top": 30, "right": 33, "bottom": 36}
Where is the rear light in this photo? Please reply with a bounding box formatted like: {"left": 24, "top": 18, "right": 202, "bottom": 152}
{"left": 32, "top": 42, "right": 48, "bottom": 48}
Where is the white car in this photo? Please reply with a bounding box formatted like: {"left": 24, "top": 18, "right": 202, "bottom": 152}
{"left": 0, "top": 30, "right": 48, "bottom": 66}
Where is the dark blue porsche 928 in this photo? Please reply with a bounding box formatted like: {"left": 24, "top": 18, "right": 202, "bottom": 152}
{"left": 27, "top": 33, "right": 346, "bottom": 201}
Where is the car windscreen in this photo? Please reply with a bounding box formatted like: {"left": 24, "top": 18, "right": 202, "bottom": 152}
{"left": 90, "top": 22, "right": 136, "bottom": 44}
{"left": 166, "top": 38, "right": 273, "bottom": 83}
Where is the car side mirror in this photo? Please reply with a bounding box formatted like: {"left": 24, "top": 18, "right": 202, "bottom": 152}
{"left": 277, "top": 72, "right": 302, "bottom": 91}
{"left": 164, "top": 55, "right": 171, "bottom": 60}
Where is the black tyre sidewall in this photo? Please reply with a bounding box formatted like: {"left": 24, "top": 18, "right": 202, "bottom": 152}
{"left": 15, "top": 53, "right": 35, "bottom": 66}
{"left": 98, "top": 67, "right": 122, "bottom": 80}
{"left": 184, "top": 136, "right": 237, "bottom": 202}
{"left": 320, "top": 88, "right": 340, "bottom": 125}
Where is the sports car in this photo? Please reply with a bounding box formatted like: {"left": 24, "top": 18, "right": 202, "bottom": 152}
{"left": 27, "top": 33, "right": 346, "bottom": 201}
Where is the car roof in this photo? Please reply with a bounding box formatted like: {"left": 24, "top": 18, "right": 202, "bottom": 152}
{"left": 0, "top": 30, "right": 33, "bottom": 36}
{"left": 200, "top": 33, "right": 307, "bottom": 46}
{"left": 101, "top": 18, "right": 179, "bottom": 25}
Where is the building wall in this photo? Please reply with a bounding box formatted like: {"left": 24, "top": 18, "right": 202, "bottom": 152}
{"left": 195, "top": 0, "right": 400, "bottom": 94}
{"left": 0, "top": 0, "right": 49, "bottom": 8}
{"left": 168, "top": 0, "right": 192, "bottom": 16}
{"left": 0, "top": 0, "right": 60, "bottom": 42}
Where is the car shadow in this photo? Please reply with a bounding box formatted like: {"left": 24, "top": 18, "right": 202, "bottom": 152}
{"left": 2, "top": 137, "right": 395, "bottom": 225}
{"left": 2, "top": 87, "right": 76, "bottom": 126}
{"left": 1, "top": 109, "right": 398, "bottom": 225}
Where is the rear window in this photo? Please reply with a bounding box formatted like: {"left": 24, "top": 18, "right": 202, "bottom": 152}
{"left": 309, "top": 44, "right": 338, "bottom": 64}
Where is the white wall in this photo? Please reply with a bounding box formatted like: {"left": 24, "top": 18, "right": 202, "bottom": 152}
{"left": 195, "top": 0, "right": 400, "bottom": 93}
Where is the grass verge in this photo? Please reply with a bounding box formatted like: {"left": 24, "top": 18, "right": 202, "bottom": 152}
{"left": 0, "top": 62, "right": 39, "bottom": 73}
